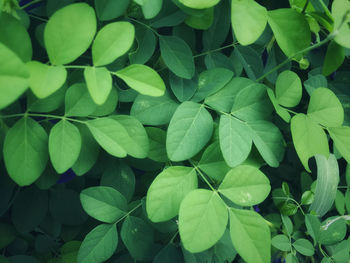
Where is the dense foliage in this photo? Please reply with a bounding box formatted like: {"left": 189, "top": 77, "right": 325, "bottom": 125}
{"left": 0, "top": 0, "right": 350, "bottom": 262}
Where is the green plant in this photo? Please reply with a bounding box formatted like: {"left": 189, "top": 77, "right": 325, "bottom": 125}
{"left": 0, "top": 0, "right": 350, "bottom": 262}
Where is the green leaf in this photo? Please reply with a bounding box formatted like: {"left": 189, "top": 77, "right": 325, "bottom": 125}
{"left": 233, "top": 46, "right": 264, "bottom": 80}
{"left": 86, "top": 118, "right": 129, "bottom": 158}
{"left": 309, "top": 154, "right": 339, "bottom": 217}
{"left": 131, "top": 92, "right": 179, "bottom": 125}
{"left": 281, "top": 214, "right": 293, "bottom": 236}
{"left": 231, "top": 83, "right": 272, "bottom": 121}
{"left": 305, "top": 214, "right": 321, "bottom": 245}
{"left": 65, "top": 83, "right": 97, "bottom": 117}
{"left": 267, "top": 8, "right": 311, "bottom": 57}
{"left": 319, "top": 216, "right": 347, "bottom": 245}
{"left": 84, "top": 67, "right": 112, "bottom": 105}
{"left": 0, "top": 223, "right": 15, "bottom": 249}
{"left": 80, "top": 186, "right": 127, "bottom": 223}
{"left": 191, "top": 68, "right": 233, "bottom": 102}
{"left": 145, "top": 127, "right": 168, "bottom": 162}
{"left": 179, "top": 189, "right": 228, "bottom": 253}
{"left": 271, "top": 235, "right": 290, "bottom": 251}
{"left": 329, "top": 126, "right": 350, "bottom": 163}
{"left": 27, "top": 61, "right": 67, "bottom": 99}
{"left": 169, "top": 72, "right": 197, "bottom": 102}
{"left": 231, "top": 0, "right": 267, "bottom": 45}
{"left": 4, "top": 118, "right": 48, "bottom": 186}
{"left": 159, "top": 35, "right": 195, "bottom": 79}
{"left": 94, "top": 0, "right": 130, "bottom": 21}
{"left": 44, "top": 3, "right": 96, "bottom": 65}
{"left": 92, "top": 86, "right": 118, "bottom": 116}
{"left": 0, "top": 43, "right": 29, "bottom": 110}
{"left": 332, "top": 0, "right": 350, "bottom": 49}
{"left": 291, "top": 114, "right": 329, "bottom": 172}
{"left": 77, "top": 224, "right": 118, "bottom": 263}
{"left": 121, "top": 216, "right": 154, "bottom": 261}
{"left": 248, "top": 120, "right": 285, "bottom": 168}
{"left": 229, "top": 208, "right": 271, "bottom": 263}
{"left": 293, "top": 239, "right": 315, "bottom": 256}
{"left": 323, "top": 41, "right": 345, "bottom": 76}
{"left": 146, "top": 166, "right": 197, "bottom": 222}
{"left": 335, "top": 190, "right": 345, "bottom": 215}
{"left": 219, "top": 165, "right": 270, "bottom": 206}
{"left": 179, "top": 0, "right": 220, "bottom": 9}
{"left": 307, "top": 88, "right": 344, "bottom": 127}
{"left": 0, "top": 12, "right": 32, "bottom": 62}
{"left": 92, "top": 22, "right": 135, "bottom": 66}
{"left": 275, "top": 70, "right": 302, "bottom": 108}
{"left": 61, "top": 241, "right": 81, "bottom": 263}
{"left": 140, "top": 0, "right": 163, "bottom": 19}
{"left": 267, "top": 88, "right": 291, "bottom": 123}
{"left": 219, "top": 115, "right": 252, "bottom": 167}
{"left": 115, "top": 64, "right": 165, "bottom": 96}
{"left": 129, "top": 26, "right": 156, "bottom": 64}
{"left": 166, "top": 101, "right": 213, "bottom": 161}
{"left": 49, "top": 120, "right": 81, "bottom": 173}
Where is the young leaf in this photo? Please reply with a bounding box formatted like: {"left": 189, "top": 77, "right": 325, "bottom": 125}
{"left": 229, "top": 208, "right": 271, "bottom": 263}
{"left": 27, "top": 61, "right": 67, "bottom": 99}
{"left": 179, "top": 189, "right": 228, "bottom": 253}
{"left": 291, "top": 114, "right": 329, "bottom": 172}
{"left": 166, "top": 101, "right": 213, "bottom": 161}
{"left": 179, "top": 0, "right": 220, "bottom": 9}
{"left": 329, "top": 126, "right": 350, "bottom": 163}
{"left": 44, "top": 3, "right": 96, "bottom": 65}
{"left": 332, "top": 0, "right": 350, "bottom": 49}
{"left": 231, "top": 0, "right": 267, "bottom": 45}
{"left": 4, "top": 118, "right": 48, "bottom": 186}
{"left": 0, "top": 43, "right": 29, "bottom": 110}
{"left": 307, "top": 88, "right": 344, "bottom": 127}
{"left": 77, "top": 224, "right": 118, "bottom": 263}
{"left": 219, "top": 165, "right": 271, "bottom": 206}
{"left": 84, "top": 66, "right": 112, "bottom": 105}
{"left": 49, "top": 120, "right": 81, "bottom": 174}
{"left": 275, "top": 70, "right": 302, "bottom": 108}
{"left": 309, "top": 154, "right": 339, "bottom": 217}
{"left": 146, "top": 166, "right": 197, "bottom": 222}
{"left": 267, "top": 8, "right": 311, "bottom": 57}
{"left": 92, "top": 22, "right": 135, "bottom": 66}
{"left": 322, "top": 41, "right": 345, "bottom": 76}
{"left": 159, "top": 35, "right": 195, "bottom": 79}
{"left": 65, "top": 83, "right": 97, "bottom": 117}
{"left": 219, "top": 115, "right": 252, "bottom": 167}
{"left": 80, "top": 186, "right": 127, "bottom": 223}
{"left": 115, "top": 64, "right": 165, "bottom": 96}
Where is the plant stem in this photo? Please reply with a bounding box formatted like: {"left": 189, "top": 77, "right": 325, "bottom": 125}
{"left": 28, "top": 13, "right": 48, "bottom": 22}
{"left": 20, "top": 0, "right": 43, "bottom": 9}
{"left": 193, "top": 43, "right": 238, "bottom": 58}
{"left": 115, "top": 201, "right": 143, "bottom": 224}
{"left": 0, "top": 113, "right": 86, "bottom": 124}
{"left": 127, "top": 17, "right": 160, "bottom": 37}
{"left": 190, "top": 161, "right": 216, "bottom": 192}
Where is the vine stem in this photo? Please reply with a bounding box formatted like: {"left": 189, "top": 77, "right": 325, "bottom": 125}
{"left": 115, "top": 201, "right": 143, "bottom": 224}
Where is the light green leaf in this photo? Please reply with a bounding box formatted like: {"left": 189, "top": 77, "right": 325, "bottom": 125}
{"left": 219, "top": 115, "right": 252, "bottom": 167}
{"left": 275, "top": 70, "right": 302, "bottom": 108}
{"left": 159, "top": 35, "right": 195, "bottom": 79}
{"left": 332, "top": 0, "right": 350, "bottom": 49}
{"left": 285, "top": 253, "right": 299, "bottom": 263}
{"left": 179, "top": 189, "right": 228, "bottom": 253}
{"left": 307, "top": 88, "right": 344, "bottom": 127}
{"left": 248, "top": 120, "right": 285, "bottom": 168}
{"left": 86, "top": 118, "right": 129, "bottom": 158}
{"left": 0, "top": 43, "right": 29, "bottom": 110}
{"left": 291, "top": 114, "right": 329, "bottom": 172}
{"left": 271, "top": 235, "right": 290, "bottom": 251}
{"left": 219, "top": 165, "right": 270, "bottom": 206}
{"left": 27, "top": 61, "right": 67, "bottom": 99}
{"left": 229, "top": 208, "right": 271, "bottom": 263}
{"left": 145, "top": 127, "right": 168, "bottom": 162}
{"left": 231, "top": 0, "right": 267, "bottom": 45}
{"left": 131, "top": 92, "right": 179, "bottom": 125}
{"left": 179, "top": 0, "right": 220, "bottom": 9}
{"left": 49, "top": 120, "right": 81, "bottom": 174}
{"left": 92, "top": 86, "right": 118, "bottom": 116}
{"left": 140, "top": 0, "right": 163, "bottom": 19}
{"left": 94, "top": 0, "right": 129, "bottom": 21}
{"left": 310, "top": 154, "right": 339, "bottom": 217}
{"left": 0, "top": 12, "right": 32, "bottom": 62}
{"left": 293, "top": 239, "right": 315, "bottom": 256}
{"left": 92, "top": 21, "right": 135, "bottom": 66}
{"left": 323, "top": 41, "right": 345, "bottom": 76}
{"left": 80, "top": 186, "right": 127, "bottom": 223}
{"left": 84, "top": 67, "right": 112, "bottom": 105}
{"left": 77, "top": 224, "right": 118, "bottom": 263}
{"left": 231, "top": 83, "right": 272, "bottom": 121}
{"left": 329, "top": 126, "right": 350, "bottom": 163}
{"left": 65, "top": 83, "right": 97, "bottom": 117}
{"left": 111, "top": 115, "right": 149, "bottom": 159}
{"left": 166, "top": 101, "right": 213, "bottom": 161}
{"left": 146, "top": 166, "right": 197, "bottom": 222}
{"left": 44, "top": 3, "right": 96, "bottom": 65}
{"left": 3, "top": 118, "right": 48, "bottom": 186}
{"left": 267, "top": 88, "right": 291, "bottom": 123}
{"left": 115, "top": 64, "right": 165, "bottom": 96}
{"left": 267, "top": 8, "right": 311, "bottom": 57}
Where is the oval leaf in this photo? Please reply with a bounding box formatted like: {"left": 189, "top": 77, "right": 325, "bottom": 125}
{"left": 84, "top": 66, "right": 112, "bottom": 105}
{"left": 275, "top": 70, "right": 302, "bottom": 108}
